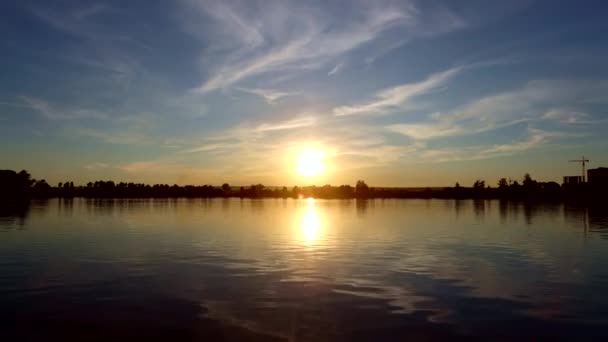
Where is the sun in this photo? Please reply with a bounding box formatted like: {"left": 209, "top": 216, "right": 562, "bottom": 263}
{"left": 296, "top": 149, "right": 325, "bottom": 177}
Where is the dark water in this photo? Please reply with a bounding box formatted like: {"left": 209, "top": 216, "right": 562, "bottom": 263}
{"left": 2, "top": 198, "right": 608, "bottom": 341}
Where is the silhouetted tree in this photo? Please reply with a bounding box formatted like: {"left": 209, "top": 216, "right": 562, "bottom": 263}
{"left": 0, "top": 170, "right": 34, "bottom": 199}
{"left": 0, "top": 168, "right": 590, "bottom": 201}
{"left": 523, "top": 173, "right": 537, "bottom": 189}
{"left": 472, "top": 180, "right": 486, "bottom": 198}
{"left": 542, "top": 181, "right": 561, "bottom": 198}
{"left": 32, "top": 179, "right": 52, "bottom": 197}
{"left": 473, "top": 180, "right": 485, "bottom": 189}
{"left": 355, "top": 180, "right": 370, "bottom": 198}
{"left": 18, "top": 170, "right": 34, "bottom": 186}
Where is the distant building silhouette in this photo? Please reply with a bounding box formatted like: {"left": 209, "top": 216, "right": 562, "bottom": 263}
{"left": 588, "top": 167, "right": 608, "bottom": 188}
{"left": 563, "top": 176, "right": 583, "bottom": 186}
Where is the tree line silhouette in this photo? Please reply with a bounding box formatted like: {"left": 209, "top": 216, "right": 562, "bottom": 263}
{"left": 0, "top": 169, "right": 603, "bottom": 201}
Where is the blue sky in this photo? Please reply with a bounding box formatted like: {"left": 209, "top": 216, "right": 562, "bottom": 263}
{"left": 1, "top": 0, "right": 607, "bottom": 186}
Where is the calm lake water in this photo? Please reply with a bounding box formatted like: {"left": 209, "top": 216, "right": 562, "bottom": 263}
{"left": 2, "top": 198, "right": 608, "bottom": 341}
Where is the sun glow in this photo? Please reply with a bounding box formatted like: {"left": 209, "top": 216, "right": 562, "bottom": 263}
{"left": 296, "top": 149, "right": 325, "bottom": 177}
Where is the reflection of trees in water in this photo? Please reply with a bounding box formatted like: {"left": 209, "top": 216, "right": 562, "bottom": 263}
{"left": 81, "top": 198, "right": 159, "bottom": 216}
{"left": 220, "top": 198, "right": 230, "bottom": 212}
{"left": 496, "top": 202, "right": 562, "bottom": 226}
{"left": 453, "top": 199, "right": 466, "bottom": 218}
{"left": 338, "top": 199, "right": 354, "bottom": 214}
{"left": 356, "top": 199, "right": 369, "bottom": 216}
{"left": 0, "top": 198, "right": 53, "bottom": 228}
{"left": 249, "top": 199, "right": 265, "bottom": 214}
{"left": 523, "top": 203, "right": 533, "bottom": 225}
{"left": 58, "top": 198, "right": 74, "bottom": 217}
{"left": 0, "top": 200, "right": 30, "bottom": 228}
{"left": 499, "top": 200, "right": 508, "bottom": 224}
{"left": 85, "top": 198, "right": 116, "bottom": 216}
{"left": 524, "top": 202, "right": 561, "bottom": 225}
{"left": 473, "top": 199, "right": 485, "bottom": 221}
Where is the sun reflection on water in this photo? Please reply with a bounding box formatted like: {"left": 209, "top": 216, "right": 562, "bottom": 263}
{"left": 299, "top": 198, "right": 321, "bottom": 242}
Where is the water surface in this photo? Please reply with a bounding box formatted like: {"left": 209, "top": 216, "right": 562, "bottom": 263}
{"left": 2, "top": 198, "right": 608, "bottom": 340}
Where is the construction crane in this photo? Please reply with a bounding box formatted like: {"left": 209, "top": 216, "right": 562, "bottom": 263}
{"left": 569, "top": 156, "right": 590, "bottom": 182}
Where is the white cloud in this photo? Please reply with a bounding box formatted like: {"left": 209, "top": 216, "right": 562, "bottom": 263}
{"left": 195, "top": 36, "right": 313, "bottom": 93}
{"left": 237, "top": 87, "right": 294, "bottom": 104}
{"left": 181, "top": 142, "right": 240, "bottom": 154}
{"left": 387, "top": 123, "right": 464, "bottom": 140}
{"left": 447, "top": 80, "right": 608, "bottom": 125}
{"left": 542, "top": 109, "right": 591, "bottom": 124}
{"left": 419, "top": 132, "right": 546, "bottom": 163}
{"left": 32, "top": 4, "right": 108, "bottom": 38}
{"left": 31, "top": 3, "right": 142, "bottom": 48}
{"left": 21, "top": 96, "right": 108, "bottom": 120}
{"left": 482, "top": 132, "right": 545, "bottom": 155}
{"left": 76, "top": 127, "right": 150, "bottom": 145}
{"left": 181, "top": 115, "right": 318, "bottom": 154}
{"left": 254, "top": 116, "right": 317, "bottom": 132}
{"left": 328, "top": 63, "right": 343, "bottom": 76}
{"left": 387, "top": 79, "right": 608, "bottom": 141}
{"left": 333, "top": 67, "right": 461, "bottom": 116}
{"left": 416, "top": 129, "right": 580, "bottom": 163}
{"left": 120, "top": 161, "right": 163, "bottom": 173}
{"left": 0, "top": 101, "right": 30, "bottom": 108}
{"left": 83, "top": 162, "right": 112, "bottom": 170}
{"left": 184, "top": 0, "right": 462, "bottom": 93}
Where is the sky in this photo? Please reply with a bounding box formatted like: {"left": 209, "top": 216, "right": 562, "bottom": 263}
{"left": 1, "top": 0, "right": 608, "bottom": 187}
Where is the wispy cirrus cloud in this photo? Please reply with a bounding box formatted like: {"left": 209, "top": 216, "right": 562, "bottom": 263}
{"left": 387, "top": 123, "right": 465, "bottom": 140}
{"left": 181, "top": 115, "right": 318, "bottom": 154}
{"left": 540, "top": 109, "right": 606, "bottom": 125}
{"left": 387, "top": 79, "right": 608, "bottom": 141}
{"left": 183, "top": 0, "right": 464, "bottom": 93}
{"left": 327, "top": 63, "right": 343, "bottom": 76}
{"left": 31, "top": 2, "right": 141, "bottom": 46}
{"left": 237, "top": 87, "right": 295, "bottom": 104}
{"left": 29, "top": 1, "right": 146, "bottom": 94}
{"left": 443, "top": 80, "right": 608, "bottom": 125}
{"left": 418, "top": 129, "right": 554, "bottom": 163}
{"left": 75, "top": 127, "right": 151, "bottom": 145}
{"left": 386, "top": 117, "right": 530, "bottom": 140}
{"left": 21, "top": 96, "right": 109, "bottom": 120}
{"left": 83, "top": 162, "right": 112, "bottom": 171}
{"left": 483, "top": 133, "right": 545, "bottom": 155}
{"left": 31, "top": 3, "right": 110, "bottom": 39}
{"left": 542, "top": 109, "right": 588, "bottom": 123}
{"left": 333, "top": 66, "right": 462, "bottom": 116}
{"left": 254, "top": 116, "right": 317, "bottom": 132}
{"left": 181, "top": 142, "right": 241, "bottom": 154}
{"left": 120, "top": 161, "right": 164, "bottom": 173}
{"left": 0, "top": 101, "right": 31, "bottom": 108}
